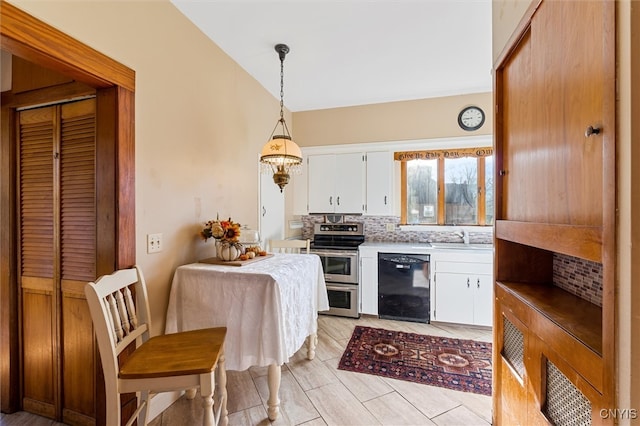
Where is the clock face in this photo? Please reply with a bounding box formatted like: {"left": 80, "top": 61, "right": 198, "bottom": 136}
{"left": 458, "top": 106, "right": 485, "bottom": 131}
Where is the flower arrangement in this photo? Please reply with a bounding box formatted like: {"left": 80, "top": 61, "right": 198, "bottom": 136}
{"left": 201, "top": 216, "right": 241, "bottom": 243}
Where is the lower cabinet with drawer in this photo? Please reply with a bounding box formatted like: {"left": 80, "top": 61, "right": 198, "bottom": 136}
{"left": 432, "top": 252, "right": 493, "bottom": 326}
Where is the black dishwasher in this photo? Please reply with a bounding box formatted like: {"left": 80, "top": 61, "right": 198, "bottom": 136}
{"left": 378, "top": 253, "right": 430, "bottom": 323}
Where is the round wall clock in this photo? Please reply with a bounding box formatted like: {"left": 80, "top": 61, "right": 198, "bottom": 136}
{"left": 458, "top": 106, "right": 485, "bottom": 131}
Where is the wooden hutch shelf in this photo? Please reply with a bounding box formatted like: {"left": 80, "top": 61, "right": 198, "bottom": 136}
{"left": 495, "top": 221, "right": 602, "bottom": 263}
{"left": 496, "top": 281, "right": 602, "bottom": 355}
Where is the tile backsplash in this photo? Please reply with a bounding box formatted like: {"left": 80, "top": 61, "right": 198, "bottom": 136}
{"left": 300, "top": 215, "right": 493, "bottom": 244}
{"left": 553, "top": 253, "right": 603, "bottom": 307}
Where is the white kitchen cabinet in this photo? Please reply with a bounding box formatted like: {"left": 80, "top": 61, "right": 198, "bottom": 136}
{"left": 434, "top": 272, "right": 492, "bottom": 326}
{"left": 365, "top": 151, "right": 393, "bottom": 215}
{"left": 434, "top": 272, "right": 474, "bottom": 324}
{"left": 291, "top": 153, "right": 308, "bottom": 215}
{"left": 260, "top": 167, "right": 285, "bottom": 243}
{"left": 358, "top": 247, "right": 378, "bottom": 315}
{"left": 432, "top": 253, "right": 493, "bottom": 326}
{"left": 474, "top": 273, "right": 493, "bottom": 325}
{"left": 308, "top": 153, "right": 365, "bottom": 214}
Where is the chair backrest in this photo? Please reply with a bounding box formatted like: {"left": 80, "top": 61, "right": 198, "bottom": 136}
{"left": 269, "top": 239, "right": 310, "bottom": 254}
{"left": 84, "top": 266, "right": 151, "bottom": 389}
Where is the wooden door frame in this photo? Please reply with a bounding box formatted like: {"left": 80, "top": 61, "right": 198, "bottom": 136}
{"left": 1, "top": 1, "right": 135, "bottom": 422}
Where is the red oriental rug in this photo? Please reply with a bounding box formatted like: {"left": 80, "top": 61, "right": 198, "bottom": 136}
{"left": 338, "top": 326, "right": 492, "bottom": 396}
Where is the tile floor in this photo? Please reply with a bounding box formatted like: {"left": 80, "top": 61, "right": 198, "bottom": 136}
{"left": 0, "top": 315, "right": 493, "bottom": 426}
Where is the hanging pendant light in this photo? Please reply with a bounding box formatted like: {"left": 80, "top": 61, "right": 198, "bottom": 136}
{"left": 259, "top": 43, "right": 302, "bottom": 192}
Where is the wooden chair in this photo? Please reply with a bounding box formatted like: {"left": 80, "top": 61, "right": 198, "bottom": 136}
{"left": 84, "top": 266, "right": 228, "bottom": 426}
{"left": 269, "top": 238, "right": 311, "bottom": 254}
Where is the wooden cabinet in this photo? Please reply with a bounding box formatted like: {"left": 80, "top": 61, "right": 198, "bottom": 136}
{"left": 308, "top": 153, "right": 365, "bottom": 214}
{"left": 364, "top": 151, "right": 393, "bottom": 215}
{"left": 432, "top": 253, "right": 492, "bottom": 326}
{"left": 493, "top": 0, "right": 615, "bottom": 424}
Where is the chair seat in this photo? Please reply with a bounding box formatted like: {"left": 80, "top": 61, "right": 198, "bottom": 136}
{"left": 120, "top": 327, "right": 226, "bottom": 380}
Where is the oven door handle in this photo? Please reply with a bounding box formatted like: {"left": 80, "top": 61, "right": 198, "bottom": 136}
{"left": 326, "top": 284, "right": 357, "bottom": 292}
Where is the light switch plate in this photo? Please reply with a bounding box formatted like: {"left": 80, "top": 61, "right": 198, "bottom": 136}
{"left": 147, "top": 233, "right": 162, "bottom": 253}
{"left": 386, "top": 223, "right": 396, "bottom": 232}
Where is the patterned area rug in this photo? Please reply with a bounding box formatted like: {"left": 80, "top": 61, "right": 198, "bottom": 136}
{"left": 338, "top": 326, "right": 492, "bottom": 395}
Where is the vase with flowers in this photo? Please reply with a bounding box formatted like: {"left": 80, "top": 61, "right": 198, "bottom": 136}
{"left": 201, "top": 216, "right": 243, "bottom": 261}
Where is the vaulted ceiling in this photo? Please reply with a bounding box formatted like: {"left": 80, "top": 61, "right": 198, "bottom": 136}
{"left": 171, "top": 1, "right": 493, "bottom": 112}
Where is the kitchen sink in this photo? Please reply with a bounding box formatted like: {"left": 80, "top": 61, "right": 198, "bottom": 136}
{"left": 428, "top": 243, "right": 493, "bottom": 250}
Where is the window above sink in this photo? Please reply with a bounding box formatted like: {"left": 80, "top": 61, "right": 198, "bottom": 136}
{"left": 396, "top": 146, "right": 494, "bottom": 227}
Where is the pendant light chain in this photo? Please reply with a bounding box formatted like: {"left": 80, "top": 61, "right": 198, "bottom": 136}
{"left": 279, "top": 55, "right": 285, "bottom": 122}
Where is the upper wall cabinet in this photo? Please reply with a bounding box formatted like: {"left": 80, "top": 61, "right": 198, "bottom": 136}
{"left": 500, "top": 2, "right": 607, "bottom": 229}
{"left": 365, "top": 151, "right": 394, "bottom": 216}
{"left": 291, "top": 153, "right": 309, "bottom": 215}
{"left": 308, "top": 153, "right": 365, "bottom": 214}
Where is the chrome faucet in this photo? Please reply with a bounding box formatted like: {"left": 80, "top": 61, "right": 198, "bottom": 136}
{"left": 453, "top": 228, "right": 470, "bottom": 245}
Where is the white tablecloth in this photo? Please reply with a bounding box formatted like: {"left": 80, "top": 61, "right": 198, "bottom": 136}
{"left": 165, "top": 253, "right": 329, "bottom": 371}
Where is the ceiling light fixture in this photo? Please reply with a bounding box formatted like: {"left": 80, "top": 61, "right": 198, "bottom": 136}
{"left": 259, "top": 43, "right": 302, "bottom": 192}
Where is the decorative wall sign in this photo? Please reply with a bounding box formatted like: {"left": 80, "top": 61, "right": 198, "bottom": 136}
{"left": 394, "top": 147, "right": 493, "bottom": 162}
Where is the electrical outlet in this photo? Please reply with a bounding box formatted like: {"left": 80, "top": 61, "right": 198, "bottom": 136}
{"left": 386, "top": 223, "right": 396, "bottom": 232}
{"left": 147, "top": 233, "right": 163, "bottom": 253}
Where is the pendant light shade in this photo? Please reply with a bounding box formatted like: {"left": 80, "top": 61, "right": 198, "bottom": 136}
{"left": 260, "top": 135, "right": 302, "bottom": 166}
{"left": 259, "top": 43, "right": 302, "bottom": 192}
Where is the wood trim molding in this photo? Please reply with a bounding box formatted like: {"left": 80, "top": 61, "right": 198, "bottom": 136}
{"left": 495, "top": 220, "right": 602, "bottom": 263}
{"left": 0, "top": 1, "right": 136, "bottom": 422}
{"left": 0, "top": 1, "right": 135, "bottom": 91}
{"left": 400, "top": 162, "right": 407, "bottom": 224}
{"left": 1, "top": 81, "right": 95, "bottom": 109}
{"left": 0, "top": 104, "right": 20, "bottom": 412}
{"left": 115, "top": 87, "right": 136, "bottom": 269}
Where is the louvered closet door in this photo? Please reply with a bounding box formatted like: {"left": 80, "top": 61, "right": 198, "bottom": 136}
{"left": 18, "top": 98, "right": 97, "bottom": 424}
{"left": 19, "top": 105, "right": 57, "bottom": 419}
{"left": 59, "top": 100, "right": 96, "bottom": 425}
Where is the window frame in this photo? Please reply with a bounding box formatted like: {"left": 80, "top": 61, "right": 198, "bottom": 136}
{"left": 397, "top": 147, "right": 493, "bottom": 226}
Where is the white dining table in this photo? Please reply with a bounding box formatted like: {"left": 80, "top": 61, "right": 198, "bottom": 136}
{"left": 165, "top": 252, "right": 329, "bottom": 420}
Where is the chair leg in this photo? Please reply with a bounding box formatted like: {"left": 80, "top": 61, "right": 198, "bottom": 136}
{"left": 200, "top": 372, "right": 215, "bottom": 426}
{"left": 106, "top": 393, "right": 121, "bottom": 426}
{"left": 216, "top": 354, "right": 228, "bottom": 426}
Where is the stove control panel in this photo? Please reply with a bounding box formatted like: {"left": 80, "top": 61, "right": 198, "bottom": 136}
{"left": 314, "top": 223, "right": 363, "bottom": 235}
